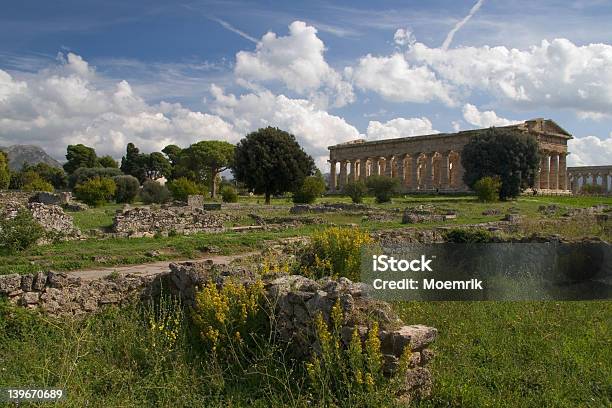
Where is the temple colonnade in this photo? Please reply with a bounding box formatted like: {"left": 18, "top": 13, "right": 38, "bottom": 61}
{"left": 567, "top": 166, "right": 612, "bottom": 195}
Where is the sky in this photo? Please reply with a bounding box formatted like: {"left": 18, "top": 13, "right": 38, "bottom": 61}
{"left": 1, "top": 0, "right": 611, "bottom": 170}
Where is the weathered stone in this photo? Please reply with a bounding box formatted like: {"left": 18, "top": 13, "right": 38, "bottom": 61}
{"left": 381, "top": 325, "right": 438, "bottom": 354}
{"left": 187, "top": 194, "right": 204, "bottom": 208}
{"left": 113, "top": 206, "right": 227, "bottom": 235}
{"left": 32, "top": 272, "right": 47, "bottom": 291}
{"left": 19, "top": 291, "right": 40, "bottom": 305}
{"left": 20, "top": 274, "right": 34, "bottom": 291}
{"left": 503, "top": 213, "right": 522, "bottom": 222}
{"left": 47, "top": 272, "right": 82, "bottom": 288}
{"left": 0, "top": 274, "right": 22, "bottom": 294}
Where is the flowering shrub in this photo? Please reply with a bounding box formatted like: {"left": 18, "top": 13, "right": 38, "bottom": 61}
{"left": 306, "top": 301, "right": 407, "bottom": 405}
{"left": 191, "top": 279, "right": 265, "bottom": 356}
{"left": 301, "top": 227, "right": 373, "bottom": 281}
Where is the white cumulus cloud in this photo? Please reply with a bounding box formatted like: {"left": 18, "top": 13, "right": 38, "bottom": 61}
{"left": 209, "top": 85, "right": 360, "bottom": 168}
{"left": 234, "top": 21, "right": 354, "bottom": 108}
{"left": 366, "top": 117, "right": 438, "bottom": 140}
{"left": 407, "top": 38, "right": 612, "bottom": 117}
{"left": 346, "top": 53, "right": 455, "bottom": 106}
{"left": 0, "top": 53, "right": 239, "bottom": 159}
{"left": 567, "top": 135, "right": 612, "bottom": 166}
{"left": 462, "top": 103, "right": 522, "bottom": 127}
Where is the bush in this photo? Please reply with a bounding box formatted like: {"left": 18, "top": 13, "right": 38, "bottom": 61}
{"left": 293, "top": 175, "right": 326, "bottom": 204}
{"left": 191, "top": 279, "right": 266, "bottom": 356}
{"left": 113, "top": 175, "right": 140, "bottom": 203}
{"left": 220, "top": 185, "right": 238, "bottom": 203}
{"left": 166, "top": 177, "right": 201, "bottom": 201}
{"left": 580, "top": 184, "right": 605, "bottom": 195}
{"left": 140, "top": 180, "right": 171, "bottom": 204}
{"left": 306, "top": 302, "right": 406, "bottom": 406}
{"left": 0, "top": 151, "right": 9, "bottom": 190}
{"left": 0, "top": 209, "right": 45, "bottom": 251}
{"left": 365, "top": 175, "right": 399, "bottom": 203}
{"left": 301, "top": 227, "right": 373, "bottom": 281}
{"left": 74, "top": 177, "right": 117, "bottom": 206}
{"left": 443, "top": 228, "right": 492, "bottom": 243}
{"left": 344, "top": 180, "right": 368, "bottom": 203}
{"left": 473, "top": 176, "right": 501, "bottom": 202}
{"left": 22, "top": 177, "right": 54, "bottom": 192}
{"left": 69, "top": 167, "right": 122, "bottom": 188}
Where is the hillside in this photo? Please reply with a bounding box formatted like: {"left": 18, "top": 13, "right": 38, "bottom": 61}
{"left": 0, "top": 144, "right": 62, "bottom": 170}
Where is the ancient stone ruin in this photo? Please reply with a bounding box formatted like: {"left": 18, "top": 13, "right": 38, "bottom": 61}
{"left": 1, "top": 200, "right": 81, "bottom": 239}
{"left": 0, "top": 261, "right": 438, "bottom": 402}
{"left": 112, "top": 205, "right": 229, "bottom": 237}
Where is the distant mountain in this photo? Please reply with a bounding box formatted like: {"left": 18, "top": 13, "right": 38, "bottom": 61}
{"left": 0, "top": 145, "right": 63, "bottom": 171}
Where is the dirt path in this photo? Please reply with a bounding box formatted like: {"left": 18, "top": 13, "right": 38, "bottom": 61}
{"left": 66, "top": 252, "right": 259, "bottom": 281}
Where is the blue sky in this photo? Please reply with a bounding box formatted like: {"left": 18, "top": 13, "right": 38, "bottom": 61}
{"left": 1, "top": 0, "right": 611, "bottom": 169}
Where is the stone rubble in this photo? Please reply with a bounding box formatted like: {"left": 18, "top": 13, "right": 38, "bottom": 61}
{"left": 112, "top": 205, "right": 229, "bottom": 237}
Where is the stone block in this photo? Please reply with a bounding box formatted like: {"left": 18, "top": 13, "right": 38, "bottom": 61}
{"left": 0, "top": 274, "right": 22, "bottom": 294}
{"left": 187, "top": 195, "right": 204, "bottom": 208}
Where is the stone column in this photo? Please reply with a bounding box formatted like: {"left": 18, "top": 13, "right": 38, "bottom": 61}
{"left": 372, "top": 157, "right": 380, "bottom": 176}
{"left": 384, "top": 156, "right": 393, "bottom": 177}
{"left": 411, "top": 153, "right": 420, "bottom": 191}
{"left": 558, "top": 153, "right": 567, "bottom": 190}
{"left": 549, "top": 153, "right": 559, "bottom": 190}
{"left": 339, "top": 160, "right": 348, "bottom": 190}
{"left": 540, "top": 153, "right": 550, "bottom": 190}
{"left": 440, "top": 151, "right": 450, "bottom": 190}
{"left": 396, "top": 154, "right": 406, "bottom": 188}
{"left": 424, "top": 152, "right": 435, "bottom": 190}
{"left": 360, "top": 159, "right": 368, "bottom": 181}
{"left": 349, "top": 159, "right": 357, "bottom": 183}
{"left": 329, "top": 160, "right": 337, "bottom": 192}
{"left": 454, "top": 153, "right": 466, "bottom": 190}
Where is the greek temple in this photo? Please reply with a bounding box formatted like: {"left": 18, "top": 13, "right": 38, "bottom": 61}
{"left": 328, "top": 118, "right": 581, "bottom": 194}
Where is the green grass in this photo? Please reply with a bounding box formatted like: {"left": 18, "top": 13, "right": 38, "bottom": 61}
{"left": 68, "top": 203, "right": 123, "bottom": 231}
{"left": 1, "top": 298, "right": 608, "bottom": 407}
{"left": 396, "top": 301, "right": 612, "bottom": 408}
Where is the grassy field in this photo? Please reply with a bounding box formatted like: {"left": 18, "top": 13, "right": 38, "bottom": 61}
{"left": 1, "top": 193, "right": 611, "bottom": 407}
{"left": 1, "top": 194, "right": 609, "bottom": 275}
{"left": 1, "top": 298, "right": 609, "bottom": 407}
{"left": 397, "top": 301, "right": 611, "bottom": 408}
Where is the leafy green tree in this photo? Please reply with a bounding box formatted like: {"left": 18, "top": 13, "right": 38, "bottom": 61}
{"left": 0, "top": 151, "right": 9, "bottom": 190}
{"left": 69, "top": 167, "right": 122, "bottom": 188}
{"left": 140, "top": 180, "right": 171, "bottom": 204}
{"left": 24, "top": 163, "right": 67, "bottom": 189}
{"left": 344, "top": 180, "right": 368, "bottom": 203}
{"left": 167, "top": 177, "right": 201, "bottom": 201}
{"left": 74, "top": 177, "right": 117, "bottom": 206}
{"left": 113, "top": 175, "right": 140, "bottom": 203}
{"left": 162, "top": 144, "right": 182, "bottom": 167}
{"left": 293, "top": 173, "right": 326, "bottom": 204}
{"left": 98, "top": 155, "right": 118, "bottom": 168}
{"left": 461, "top": 128, "right": 540, "bottom": 200}
{"left": 64, "top": 144, "right": 99, "bottom": 174}
{"left": 120, "top": 143, "right": 146, "bottom": 181}
{"left": 144, "top": 152, "right": 171, "bottom": 181}
{"left": 121, "top": 143, "right": 171, "bottom": 183}
{"left": 232, "top": 127, "right": 315, "bottom": 204}
{"left": 365, "top": 175, "right": 399, "bottom": 203}
{"left": 177, "top": 141, "right": 235, "bottom": 199}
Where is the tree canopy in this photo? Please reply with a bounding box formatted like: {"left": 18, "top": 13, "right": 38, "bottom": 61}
{"left": 64, "top": 144, "right": 99, "bottom": 174}
{"left": 232, "top": 127, "right": 315, "bottom": 204}
{"left": 0, "top": 151, "right": 10, "bottom": 190}
{"left": 461, "top": 128, "right": 540, "bottom": 200}
{"left": 176, "top": 141, "right": 235, "bottom": 198}
{"left": 120, "top": 143, "right": 171, "bottom": 183}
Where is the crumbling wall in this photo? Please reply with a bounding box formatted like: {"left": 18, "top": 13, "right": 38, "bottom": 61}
{"left": 1, "top": 201, "right": 80, "bottom": 238}
{"left": 112, "top": 206, "right": 229, "bottom": 237}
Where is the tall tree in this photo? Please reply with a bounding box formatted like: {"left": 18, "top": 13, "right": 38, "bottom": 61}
{"left": 177, "top": 141, "right": 235, "bottom": 198}
{"left": 162, "top": 144, "right": 182, "bottom": 166}
{"left": 461, "top": 127, "right": 540, "bottom": 200}
{"left": 98, "top": 155, "right": 118, "bottom": 168}
{"left": 63, "top": 144, "right": 99, "bottom": 174}
{"left": 232, "top": 127, "right": 315, "bottom": 204}
{"left": 144, "top": 152, "right": 172, "bottom": 181}
{"left": 120, "top": 143, "right": 145, "bottom": 181}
